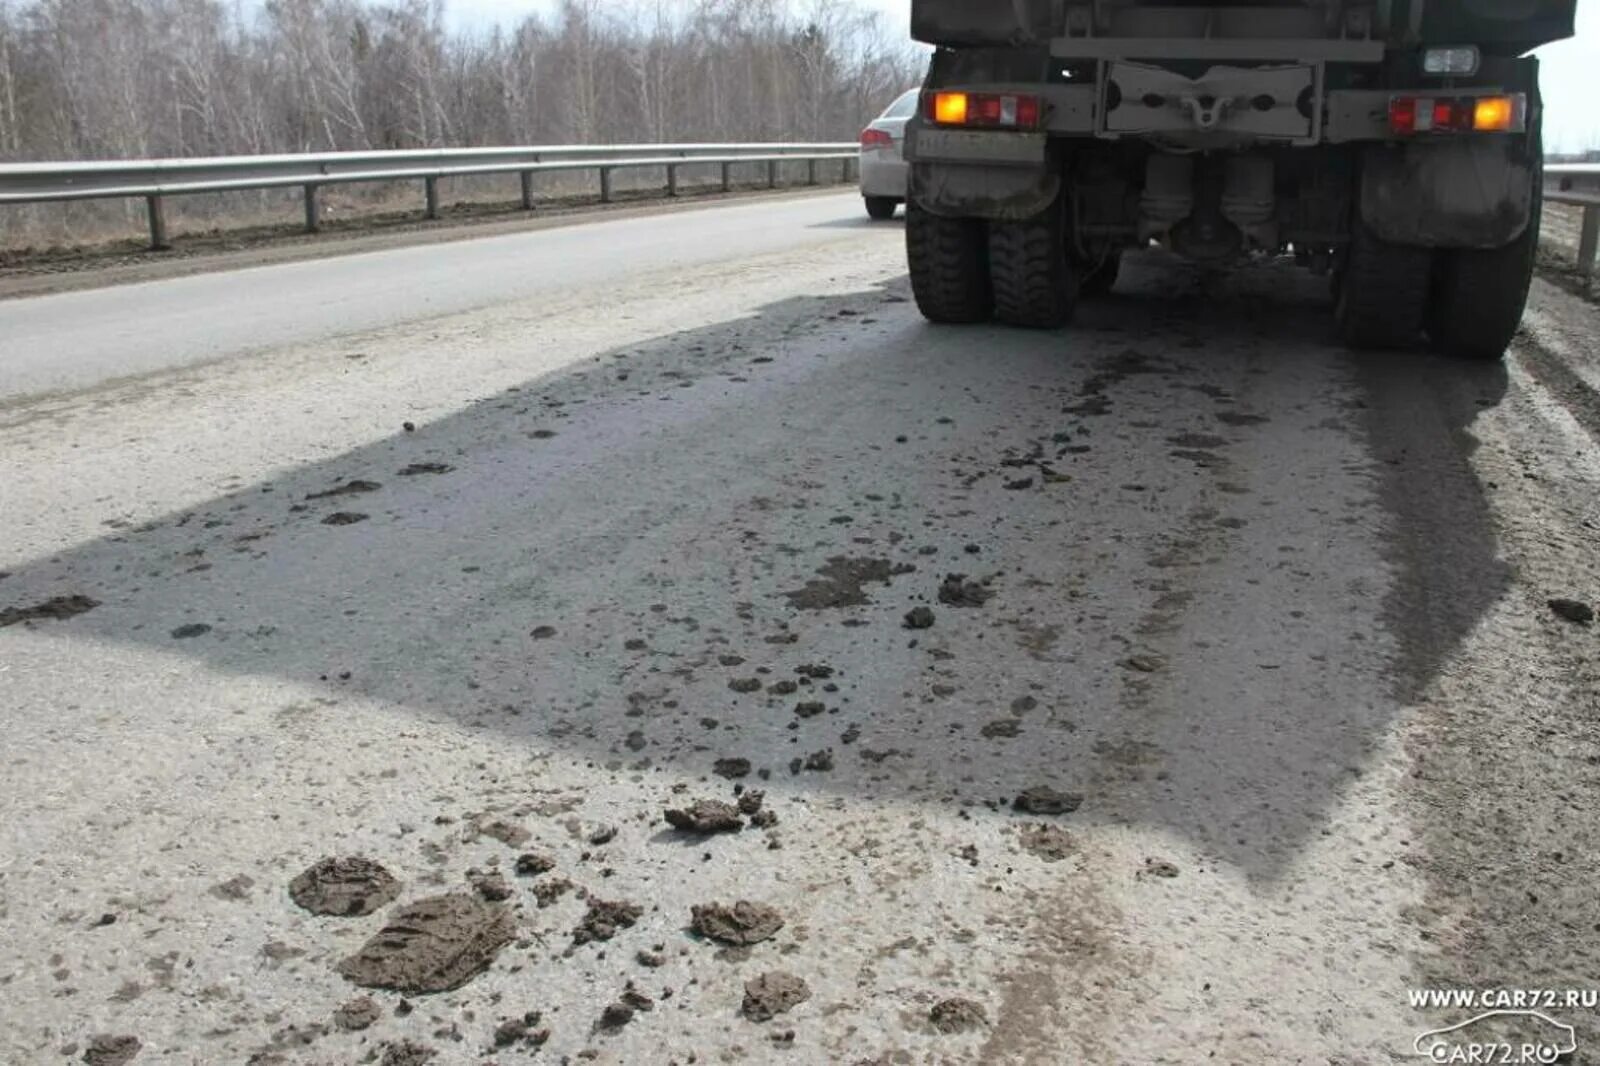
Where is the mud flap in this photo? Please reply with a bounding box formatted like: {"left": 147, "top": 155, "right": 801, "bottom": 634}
{"left": 909, "top": 162, "right": 1060, "bottom": 222}
{"left": 1359, "top": 139, "right": 1534, "bottom": 250}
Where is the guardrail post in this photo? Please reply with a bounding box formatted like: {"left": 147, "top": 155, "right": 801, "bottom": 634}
{"left": 520, "top": 171, "right": 535, "bottom": 211}
{"left": 424, "top": 177, "right": 440, "bottom": 220}
{"left": 145, "top": 195, "right": 169, "bottom": 251}
{"left": 807, "top": 159, "right": 818, "bottom": 186}
{"left": 303, "top": 184, "right": 320, "bottom": 233}
{"left": 721, "top": 162, "right": 732, "bottom": 193}
{"left": 600, "top": 167, "right": 613, "bottom": 203}
{"left": 1579, "top": 205, "right": 1599, "bottom": 281}
{"left": 843, "top": 157, "right": 856, "bottom": 184}
{"left": 767, "top": 160, "right": 778, "bottom": 189}
{"left": 667, "top": 164, "right": 679, "bottom": 198}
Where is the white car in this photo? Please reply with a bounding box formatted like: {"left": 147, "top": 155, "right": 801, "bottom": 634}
{"left": 858, "top": 89, "right": 918, "bottom": 220}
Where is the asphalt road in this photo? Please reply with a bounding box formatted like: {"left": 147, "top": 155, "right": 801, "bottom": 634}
{"left": 2, "top": 197, "right": 1599, "bottom": 1065}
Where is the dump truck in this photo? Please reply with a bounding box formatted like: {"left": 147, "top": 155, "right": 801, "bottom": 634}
{"left": 903, "top": 1, "right": 1576, "bottom": 359}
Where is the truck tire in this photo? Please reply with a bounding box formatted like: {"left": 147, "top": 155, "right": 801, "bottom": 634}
{"left": 1079, "top": 252, "right": 1121, "bottom": 296}
{"left": 1334, "top": 223, "right": 1431, "bottom": 351}
{"left": 988, "top": 198, "right": 1077, "bottom": 328}
{"left": 907, "top": 201, "right": 992, "bottom": 324}
{"left": 864, "top": 196, "right": 898, "bottom": 221}
{"left": 1426, "top": 179, "right": 1541, "bottom": 362}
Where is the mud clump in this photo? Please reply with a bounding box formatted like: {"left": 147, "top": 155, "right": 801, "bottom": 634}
{"left": 742, "top": 971, "right": 811, "bottom": 1021}
{"left": 1, "top": 594, "right": 99, "bottom": 627}
{"left": 170, "top": 623, "right": 211, "bottom": 639}
{"left": 493, "top": 1013, "right": 548, "bottom": 1049}
{"left": 691, "top": 901, "right": 784, "bottom": 945}
{"left": 82, "top": 1035, "right": 141, "bottom": 1066}
{"left": 289, "top": 856, "right": 401, "bottom": 917}
{"left": 337, "top": 892, "right": 514, "bottom": 994}
{"left": 902, "top": 606, "right": 935, "bottom": 629}
{"left": 573, "top": 898, "right": 644, "bottom": 945}
{"left": 938, "top": 573, "right": 992, "bottom": 608}
{"left": 469, "top": 870, "right": 513, "bottom": 902}
{"left": 532, "top": 878, "right": 575, "bottom": 908}
{"left": 514, "top": 852, "right": 556, "bottom": 877}
{"left": 306, "top": 479, "right": 381, "bottom": 500}
{"left": 334, "top": 996, "right": 381, "bottom": 1031}
{"left": 729, "top": 677, "right": 763, "bottom": 694}
{"left": 321, "top": 512, "right": 369, "bottom": 526}
{"left": 665, "top": 799, "right": 743, "bottom": 834}
{"left": 1018, "top": 825, "right": 1076, "bottom": 863}
{"left": 1548, "top": 598, "right": 1595, "bottom": 625}
{"left": 980, "top": 719, "right": 1021, "bottom": 739}
{"left": 398, "top": 463, "right": 454, "bottom": 476}
{"left": 1142, "top": 858, "right": 1181, "bottom": 879}
{"left": 1013, "top": 786, "right": 1083, "bottom": 816}
{"left": 930, "top": 997, "right": 988, "bottom": 1033}
{"left": 475, "top": 818, "right": 531, "bottom": 848}
{"left": 713, "top": 757, "right": 752, "bottom": 779}
{"left": 795, "top": 701, "right": 827, "bottom": 718}
{"left": 783, "top": 556, "right": 914, "bottom": 610}
{"left": 209, "top": 874, "right": 255, "bottom": 901}
{"left": 378, "top": 1041, "right": 436, "bottom": 1066}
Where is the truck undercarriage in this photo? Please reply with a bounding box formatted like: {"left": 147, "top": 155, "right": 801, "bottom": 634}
{"left": 903, "top": 1, "right": 1576, "bottom": 359}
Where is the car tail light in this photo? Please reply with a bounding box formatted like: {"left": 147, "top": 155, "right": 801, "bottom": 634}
{"left": 1388, "top": 93, "right": 1524, "bottom": 136}
{"left": 925, "top": 90, "right": 1042, "bottom": 130}
{"left": 859, "top": 127, "right": 893, "bottom": 149}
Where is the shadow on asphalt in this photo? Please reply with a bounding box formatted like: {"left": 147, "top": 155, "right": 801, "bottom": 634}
{"left": 0, "top": 251, "right": 1510, "bottom": 883}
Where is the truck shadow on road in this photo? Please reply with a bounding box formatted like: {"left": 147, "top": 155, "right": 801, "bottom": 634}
{"left": 1, "top": 251, "right": 1510, "bottom": 886}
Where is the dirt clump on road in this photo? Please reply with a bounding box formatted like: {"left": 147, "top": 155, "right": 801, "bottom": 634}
{"left": 81, "top": 1035, "right": 141, "bottom": 1065}
{"left": 333, "top": 996, "right": 381, "bottom": 1031}
{"left": 337, "top": 892, "right": 514, "bottom": 993}
{"left": 664, "top": 799, "right": 743, "bottom": 833}
{"left": 289, "top": 856, "right": 401, "bottom": 916}
{"left": 377, "top": 1040, "right": 436, "bottom": 1066}
{"left": 903, "top": 606, "right": 936, "bottom": 629}
{"left": 783, "top": 556, "right": 914, "bottom": 610}
{"left": 573, "top": 897, "right": 644, "bottom": 945}
{"left": 713, "top": 757, "right": 752, "bottom": 778}
{"left": 1548, "top": 598, "right": 1594, "bottom": 624}
{"left": 938, "top": 573, "right": 992, "bottom": 607}
{"left": 742, "top": 971, "right": 811, "bottom": 1021}
{"left": 1012, "top": 786, "right": 1083, "bottom": 816}
{"left": 691, "top": 901, "right": 784, "bottom": 945}
{"left": 1, "top": 594, "right": 99, "bottom": 627}
{"left": 930, "top": 997, "right": 988, "bottom": 1033}
{"left": 1017, "top": 825, "right": 1076, "bottom": 862}
{"left": 306, "top": 479, "right": 380, "bottom": 500}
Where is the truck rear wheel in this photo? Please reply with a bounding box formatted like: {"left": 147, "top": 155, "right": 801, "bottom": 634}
{"left": 988, "top": 198, "right": 1078, "bottom": 328}
{"left": 1334, "top": 223, "right": 1431, "bottom": 351}
{"left": 907, "top": 201, "right": 992, "bottom": 324}
{"left": 1426, "top": 186, "right": 1540, "bottom": 362}
{"left": 864, "top": 196, "right": 898, "bottom": 221}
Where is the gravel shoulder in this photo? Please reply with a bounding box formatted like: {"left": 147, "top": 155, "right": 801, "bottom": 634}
{"left": 1, "top": 233, "right": 1597, "bottom": 1064}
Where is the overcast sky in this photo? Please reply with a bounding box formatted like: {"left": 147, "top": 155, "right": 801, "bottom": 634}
{"left": 445, "top": 0, "right": 1600, "bottom": 152}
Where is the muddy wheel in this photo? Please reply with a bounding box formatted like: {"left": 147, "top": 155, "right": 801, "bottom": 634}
{"left": 864, "top": 196, "right": 898, "bottom": 221}
{"left": 1427, "top": 169, "right": 1541, "bottom": 362}
{"left": 1079, "top": 251, "right": 1122, "bottom": 296}
{"left": 988, "top": 197, "right": 1078, "bottom": 328}
{"left": 906, "top": 201, "right": 992, "bottom": 324}
{"left": 1334, "top": 222, "right": 1431, "bottom": 350}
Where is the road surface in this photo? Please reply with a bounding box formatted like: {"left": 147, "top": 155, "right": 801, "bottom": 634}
{"left": 2, "top": 192, "right": 1599, "bottom": 1065}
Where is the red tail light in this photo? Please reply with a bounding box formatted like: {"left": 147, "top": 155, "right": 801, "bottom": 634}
{"left": 860, "top": 127, "right": 893, "bottom": 149}
{"left": 1388, "top": 93, "right": 1524, "bottom": 136}
{"left": 924, "top": 91, "right": 1043, "bottom": 130}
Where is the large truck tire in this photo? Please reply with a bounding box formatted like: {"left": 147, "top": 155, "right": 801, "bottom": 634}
{"left": 1079, "top": 252, "right": 1121, "bottom": 296}
{"left": 1334, "top": 222, "right": 1432, "bottom": 350}
{"left": 907, "top": 201, "right": 993, "bottom": 324}
{"left": 988, "top": 197, "right": 1078, "bottom": 328}
{"left": 1426, "top": 176, "right": 1541, "bottom": 362}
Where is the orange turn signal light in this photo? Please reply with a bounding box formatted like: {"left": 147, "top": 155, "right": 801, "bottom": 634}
{"left": 932, "top": 91, "right": 969, "bottom": 125}
{"left": 1473, "top": 95, "right": 1515, "bottom": 132}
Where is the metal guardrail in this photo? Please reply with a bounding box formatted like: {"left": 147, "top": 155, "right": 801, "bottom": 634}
{"left": 0, "top": 143, "right": 859, "bottom": 250}
{"left": 1545, "top": 163, "right": 1600, "bottom": 280}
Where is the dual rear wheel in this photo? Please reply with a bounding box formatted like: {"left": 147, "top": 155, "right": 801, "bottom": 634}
{"left": 907, "top": 198, "right": 1103, "bottom": 329}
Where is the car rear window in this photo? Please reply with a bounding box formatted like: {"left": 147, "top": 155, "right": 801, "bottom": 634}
{"left": 883, "top": 91, "right": 919, "bottom": 119}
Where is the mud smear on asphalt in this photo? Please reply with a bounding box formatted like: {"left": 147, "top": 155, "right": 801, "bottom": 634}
{"left": 0, "top": 593, "right": 98, "bottom": 626}
{"left": 742, "top": 971, "right": 811, "bottom": 1021}
{"left": 305, "top": 479, "right": 381, "bottom": 500}
{"left": 338, "top": 892, "right": 514, "bottom": 993}
{"left": 782, "top": 556, "right": 914, "bottom": 610}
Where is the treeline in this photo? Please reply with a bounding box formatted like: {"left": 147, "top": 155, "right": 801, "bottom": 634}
{"left": 0, "top": 0, "right": 921, "bottom": 159}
